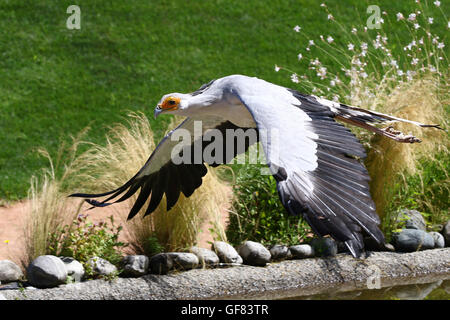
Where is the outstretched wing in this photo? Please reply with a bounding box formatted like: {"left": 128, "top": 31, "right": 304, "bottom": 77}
{"left": 232, "top": 77, "right": 384, "bottom": 257}
{"left": 70, "top": 117, "right": 257, "bottom": 220}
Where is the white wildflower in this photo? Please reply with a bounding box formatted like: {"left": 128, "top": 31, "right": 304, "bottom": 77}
{"left": 309, "top": 40, "right": 315, "bottom": 46}
{"left": 330, "top": 79, "right": 336, "bottom": 87}
{"left": 291, "top": 73, "right": 299, "bottom": 83}
{"left": 413, "top": 23, "right": 420, "bottom": 30}
{"left": 434, "top": 1, "right": 441, "bottom": 6}
{"left": 320, "top": 3, "right": 326, "bottom": 7}
{"left": 327, "top": 14, "right": 334, "bottom": 20}
{"left": 360, "top": 72, "right": 368, "bottom": 79}
{"left": 348, "top": 43, "right": 355, "bottom": 51}
{"left": 326, "top": 36, "right": 334, "bottom": 43}
{"left": 351, "top": 27, "right": 357, "bottom": 34}
{"left": 317, "top": 66, "right": 327, "bottom": 79}
{"left": 310, "top": 58, "right": 320, "bottom": 66}
{"left": 428, "top": 17, "right": 434, "bottom": 24}
{"left": 373, "top": 38, "right": 382, "bottom": 49}
{"left": 396, "top": 12, "right": 404, "bottom": 20}
{"left": 293, "top": 25, "right": 301, "bottom": 32}
{"left": 408, "top": 13, "right": 416, "bottom": 21}
{"left": 397, "top": 70, "right": 404, "bottom": 76}
{"left": 411, "top": 58, "right": 419, "bottom": 65}
{"left": 297, "top": 53, "right": 303, "bottom": 60}
{"left": 429, "top": 65, "right": 436, "bottom": 72}
{"left": 274, "top": 65, "right": 280, "bottom": 72}
{"left": 406, "top": 70, "right": 416, "bottom": 81}
{"left": 360, "top": 42, "right": 368, "bottom": 51}
{"left": 437, "top": 42, "right": 445, "bottom": 49}
{"left": 390, "top": 59, "right": 398, "bottom": 68}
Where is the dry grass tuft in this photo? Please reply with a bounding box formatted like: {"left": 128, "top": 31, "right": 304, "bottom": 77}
{"left": 365, "top": 76, "right": 449, "bottom": 217}
{"left": 24, "top": 150, "right": 83, "bottom": 267}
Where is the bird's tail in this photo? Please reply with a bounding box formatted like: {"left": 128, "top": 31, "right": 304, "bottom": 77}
{"left": 334, "top": 103, "right": 443, "bottom": 143}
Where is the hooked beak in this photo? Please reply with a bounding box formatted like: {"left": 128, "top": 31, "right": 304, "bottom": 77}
{"left": 154, "top": 105, "right": 163, "bottom": 119}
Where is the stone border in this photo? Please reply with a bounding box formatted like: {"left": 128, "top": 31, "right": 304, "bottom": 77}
{"left": 1, "top": 248, "right": 449, "bottom": 300}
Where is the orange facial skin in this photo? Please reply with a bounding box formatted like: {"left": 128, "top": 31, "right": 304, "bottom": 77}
{"left": 159, "top": 96, "right": 181, "bottom": 111}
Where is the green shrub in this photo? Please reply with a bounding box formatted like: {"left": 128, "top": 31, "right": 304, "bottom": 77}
{"left": 227, "top": 164, "right": 312, "bottom": 246}
{"left": 382, "top": 150, "right": 450, "bottom": 241}
{"left": 48, "top": 214, "right": 127, "bottom": 277}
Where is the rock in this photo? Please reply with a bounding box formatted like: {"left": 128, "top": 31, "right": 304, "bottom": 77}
{"left": 0, "top": 260, "right": 23, "bottom": 283}
{"left": 397, "top": 209, "right": 427, "bottom": 231}
{"left": 392, "top": 229, "right": 435, "bottom": 252}
{"left": 121, "top": 255, "right": 149, "bottom": 277}
{"left": 149, "top": 252, "right": 198, "bottom": 274}
{"left": 0, "top": 282, "right": 21, "bottom": 290}
{"left": 86, "top": 257, "right": 117, "bottom": 277}
{"left": 383, "top": 243, "right": 396, "bottom": 252}
{"left": 190, "top": 247, "right": 220, "bottom": 267}
{"left": 442, "top": 221, "right": 450, "bottom": 247}
{"left": 237, "top": 241, "right": 271, "bottom": 266}
{"left": 60, "top": 257, "right": 85, "bottom": 282}
{"left": 149, "top": 253, "right": 173, "bottom": 275}
{"left": 167, "top": 253, "right": 199, "bottom": 270}
{"left": 429, "top": 232, "right": 445, "bottom": 248}
{"left": 212, "top": 241, "right": 243, "bottom": 264}
{"left": 289, "top": 244, "right": 314, "bottom": 259}
{"left": 269, "top": 245, "right": 291, "bottom": 261}
{"left": 310, "top": 238, "right": 338, "bottom": 257}
{"left": 27, "top": 255, "right": 68, "bottom": 288}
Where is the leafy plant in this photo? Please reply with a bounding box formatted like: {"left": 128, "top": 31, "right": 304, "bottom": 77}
{"left": 382, "top": 150, "right": 450, "bottom": 241}
{"left": 48, "top": 214, "right": 127, "bottom": 274}
{"left": 227, "top": 164, "right": 312, "bottom": 246}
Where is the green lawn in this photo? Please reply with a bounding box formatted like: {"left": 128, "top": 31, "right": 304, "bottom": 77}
{"left": 0, "top": 0, "right": 447, "bottom": 200}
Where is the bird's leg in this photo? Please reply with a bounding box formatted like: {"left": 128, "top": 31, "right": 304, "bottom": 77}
{"left": 336, "top": 116, "right": 422, "bottom": 143}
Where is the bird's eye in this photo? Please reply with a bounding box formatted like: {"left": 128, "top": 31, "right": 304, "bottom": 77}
{"left": 161, "top": 96, "right": 180, "bottom": 109}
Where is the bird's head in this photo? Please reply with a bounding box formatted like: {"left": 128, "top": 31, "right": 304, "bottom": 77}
{"left": 154, "top": 94, "right": 185, "bottom": 118}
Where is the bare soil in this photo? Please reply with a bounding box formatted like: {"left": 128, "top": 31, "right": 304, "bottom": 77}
{"left": 0, "top": 199, "right": 228, "bottom": 267}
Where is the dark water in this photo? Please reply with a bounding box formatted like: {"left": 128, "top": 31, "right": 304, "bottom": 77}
{"left": 284, "top": 278, "right": 450, "bottom": 300}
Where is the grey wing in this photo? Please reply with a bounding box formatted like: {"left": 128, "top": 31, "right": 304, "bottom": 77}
{"left": 233, "top": 78, "right": 384, "bottom": 257}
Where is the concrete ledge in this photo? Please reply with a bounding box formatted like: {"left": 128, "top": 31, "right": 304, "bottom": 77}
{"left": 2, "top": 248, "right": 449, "bottom": 300}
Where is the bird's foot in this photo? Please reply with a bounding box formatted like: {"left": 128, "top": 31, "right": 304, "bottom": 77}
{"left": 381, "top": 126, "right": 401, "bottom": 135}
{"left": 380, "top": 126, "right": 421, "bottom": 143}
